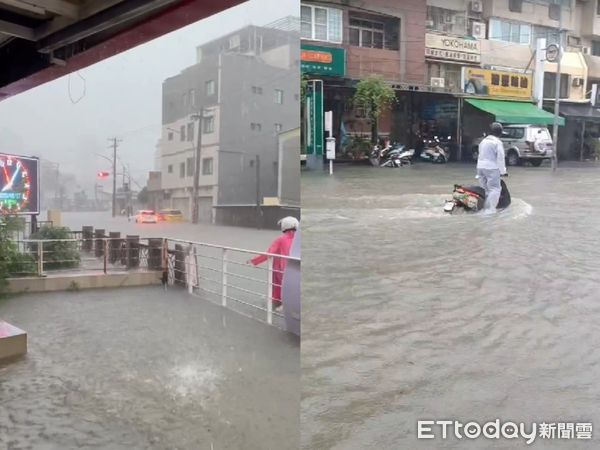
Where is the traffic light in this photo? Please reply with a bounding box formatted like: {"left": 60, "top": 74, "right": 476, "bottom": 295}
{"left": 97, "top": 171, "right": 109, "bottom": 179}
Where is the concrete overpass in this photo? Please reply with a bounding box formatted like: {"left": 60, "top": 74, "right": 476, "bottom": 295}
{"left": 0, "top": 0, "right": 244, "bottom": 100}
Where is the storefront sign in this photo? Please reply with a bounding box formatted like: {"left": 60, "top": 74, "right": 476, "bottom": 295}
{"left": 425, "top": 33, "right": 481, "bottom": 63}
{"left": 301, "top": 44, "right": 346, "bottom": 77}
{"left": 462, "top": 67, "right": 533, "bottom": 99}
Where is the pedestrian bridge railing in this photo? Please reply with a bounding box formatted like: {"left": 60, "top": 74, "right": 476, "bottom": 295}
{"left": 9, "top": 236, "right": 300, "bottom": 328}
{"left": 165, "top": 238, "right": 300, "bottom": 327}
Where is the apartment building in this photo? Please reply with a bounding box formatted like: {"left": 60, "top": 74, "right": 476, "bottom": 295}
{"left": 158, "top": 23, "right": 299, "bottom": 223}
{"left": 302, "top": 0, "right": 600, "bottom": 161}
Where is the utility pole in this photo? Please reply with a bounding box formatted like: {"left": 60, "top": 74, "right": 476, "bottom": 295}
{"left": 551, "top": 3, "right": 563, "bottom": 172}
{"left": 108, "top": 137, "right": 121, "bottom": 217}
{"left": 191, "top": 109, "right": 204, "bottom": 224}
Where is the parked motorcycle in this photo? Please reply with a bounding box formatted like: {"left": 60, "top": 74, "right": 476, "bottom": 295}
{"left": 370, "top": 142, "right": 414, "bottom": 168}
{"left": 443, "top": 179, "right": 511, "bottom": 214}
{"left": 420, "top": 136, "right": 450, "bottom": 164}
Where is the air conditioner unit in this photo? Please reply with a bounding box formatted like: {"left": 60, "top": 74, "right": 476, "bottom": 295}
{"left": 471, "top": 22, "right": 486, "bottom": 39}
{"left": 431, "top": 77, "right": 445, "bottom": 88}
{"left": 425, "top": 19, "right": 434, "bottom": 28}
{"left": 583, "top": 47, "right": 591, "bottom": 54}
{"left": 470, "top": 0, "right": 483, "bottom": 13}
{"left": 572, "top": 77, "right": 584, "bottom": 87}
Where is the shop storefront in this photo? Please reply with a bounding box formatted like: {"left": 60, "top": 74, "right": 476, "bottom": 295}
{"left": 301, "top": 44, "right": 346, "bottom": 167}
{"left": 401, "top": 33, "right": 484, "bottom": 160}
{"left": 460, "top": 67, "right": 561, "bottom": 160}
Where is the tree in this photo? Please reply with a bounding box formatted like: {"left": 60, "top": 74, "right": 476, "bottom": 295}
{"left": 137, "top": 186, "right": 149, "bottom": 205}
{"left": 352, "top": 75, "right": 396, "bottom": 144}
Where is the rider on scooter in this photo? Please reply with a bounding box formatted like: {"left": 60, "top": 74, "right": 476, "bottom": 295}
{"left": 477, "top": 122, "right": 508, "bottom": 213}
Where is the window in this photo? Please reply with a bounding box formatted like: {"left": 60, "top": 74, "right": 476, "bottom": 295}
{"left": 168, "top": 164, "right": 173, "bottom": 173}
{"left": 491, "top": 74, "right": 500, "bottom": 85}
{"left": 168, "top": 131, "right": 173, "bottom": 141}
{"left": 349, "top": 18, "right": 384, "bottom": 49}
{"left": 543, "top": 72, "right": 569, "bottom": 98}
{"left": 179, "top": 162, "right": 185, "bottom": 178}
{"left": 251, "top": 86, "right": 263, "bottom": 94}
{"left": 489, "top": 18, "right": 530, "bottom": 44}
{"left": 300, "top": 4, "right": 342, "bottom": 43}
{"left": 510, "top": 76, "right": 519, "bottom": 87}
{"left": 202, "top": 157, "right": 213, "bottom": 175}
{"left": 206, "top": 80, "right": 215, "bottom": 96}
{"left": 180, "top": 125, "right": 185, "bottom": 141}
{"left": 229, "top": 34, "right": 240, "bottom": 49}
{"left": 274, "top": 123, "right": 283, "bottom": 132}
{"left": 186, "top": 157, "right": 194, "bottom": 177}
{"left": 426, "top": 7, "right": 467, "bottom": 36}
{"left": 202, "top": 116, "right": 214, "bottom": 134}
{"left": 504, "top": 128, "right": 525, "bottom": 139}
{"left": 187, "top": 122, "right": 194, "bottom": 142}
{"left": 274, "top": 89, "right": 284, "bottom": 104}
{"left": 509, "top": 0, "right": 523, "bottom": 13}
{"left": 520, "top": 77, "right": 528, "bottom": 89}
{"left": 593, "top": 41, "right": 600, "bottom": 56}
{"left": 251, "top": 122, "right": 262, "bottom": 131}
{"left": 189, "top": 89, "right": 195, "bottom": 107}
{"left": 533, "top": 26, "right": 559, "bottom": 46}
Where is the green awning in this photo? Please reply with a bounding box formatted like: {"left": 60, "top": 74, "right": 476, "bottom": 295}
{"left": 465, "top": 98, "right": 565, "bottom": 126}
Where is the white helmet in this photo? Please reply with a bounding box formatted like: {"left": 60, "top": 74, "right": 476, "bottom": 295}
{"left": 278, "top": 216, "right": 299, "bottom": 232}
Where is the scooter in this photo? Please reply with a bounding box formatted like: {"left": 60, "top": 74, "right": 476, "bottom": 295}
{"left": 370, "top": 143, "right": 414, "bottom": 167}
{"left": 380, "top": 146, "right": 415, "bottom": 167}
{"left": 420, "top": 136, "right": 450, "bottom": 164}
{"left": 443, "top": 179, "right": 511, "bottom": 214}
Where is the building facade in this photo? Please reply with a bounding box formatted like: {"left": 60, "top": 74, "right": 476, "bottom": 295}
{"left": 301, "top": 0, "right": 600, "bottom": 161}
{"left": 158, "top": 23, "right": 300, "bottom": 223}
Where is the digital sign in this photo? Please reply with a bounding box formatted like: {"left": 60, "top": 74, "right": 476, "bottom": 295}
{"left": 0, "top": 153, "right": 40, "bottom": 215}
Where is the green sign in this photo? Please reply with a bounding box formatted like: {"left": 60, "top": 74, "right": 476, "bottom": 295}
{"left": 306, "top": 80, "right": 323, "bottom": 156}
{"left": 301, "top": 44, "right": 346, "bottom": 77}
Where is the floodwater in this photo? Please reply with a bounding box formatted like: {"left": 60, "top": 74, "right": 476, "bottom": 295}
{"left": 0, "top": 287, "right": 299, "bottom": 450}
{"left": 302, "top": 162, "right": 600, "bottom": 449}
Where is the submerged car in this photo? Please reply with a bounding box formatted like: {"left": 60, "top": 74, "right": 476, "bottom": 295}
{"left": 134, "top": 210, "right": 158, "bottom": 223}
{"left": 472, "top": 125, "right": 554, "bottom": 167}
{"left": 158, "top": 209, "right": 184, "bottom": 222}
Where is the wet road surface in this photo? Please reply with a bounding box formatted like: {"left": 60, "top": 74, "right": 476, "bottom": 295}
{"left": 302, "top": 162, "right": 600, "bottom": 449}
{"left": 0, "top": 286, "right": 299, "bottom": 450}
{"left": 57, "top": 211, "right": 277, "bottom": 251}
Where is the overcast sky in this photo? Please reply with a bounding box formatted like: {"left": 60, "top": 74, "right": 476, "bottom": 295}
{"left": 0, "top": 0, "right": 297, "bottom": 192}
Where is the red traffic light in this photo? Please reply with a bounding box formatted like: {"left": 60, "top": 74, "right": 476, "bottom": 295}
{"left": 97, "top": 171, "right": 110, "bottom": 179}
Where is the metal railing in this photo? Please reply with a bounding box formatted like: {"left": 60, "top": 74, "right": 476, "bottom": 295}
{"left": 10, "top": 236, "right": 161, "bottom": 276}
{"left": 165, "top": 238, "right": 300, "bottom": 327}
{"left": 8, "top": 236, "right": 300, "bottom": 328}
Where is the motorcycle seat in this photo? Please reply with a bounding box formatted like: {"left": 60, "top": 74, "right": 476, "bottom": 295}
{"left": 456, "top": 185, "right": 485, "bottom": 198}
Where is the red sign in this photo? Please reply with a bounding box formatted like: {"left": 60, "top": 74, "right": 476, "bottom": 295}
{"left": 97, "top": 171, "right": 109, "bottom": 179}
{"left": 301, "top": 50, "right": 333, "bottom": 64}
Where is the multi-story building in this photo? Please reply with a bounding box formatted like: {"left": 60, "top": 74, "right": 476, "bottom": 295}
{"left": 158, "top": 23, "right": 299, "bottom": 224}
{"left": 301, "top": 0, "right": 427, "bottom": 156}
{"left": 302, "top": 0, "right": 600, "bottom": 161}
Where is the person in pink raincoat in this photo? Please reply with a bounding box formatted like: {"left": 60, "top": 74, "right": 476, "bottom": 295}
{"left": 249, "top": 216, "right": 299, "bottom": 311}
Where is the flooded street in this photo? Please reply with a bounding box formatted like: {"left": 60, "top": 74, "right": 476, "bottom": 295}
{"left": 302, "top": 163, "right": 600, "bottom": 449}
{"left": 0, "top": 287, "right": 299, "bottom": 450}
